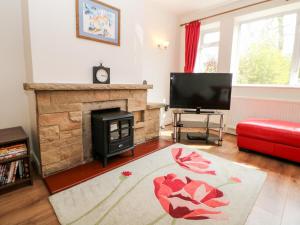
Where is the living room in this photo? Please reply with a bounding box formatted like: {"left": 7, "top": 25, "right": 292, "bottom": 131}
{"left": 0, "top": 0, "right": 299, "bottom": 224}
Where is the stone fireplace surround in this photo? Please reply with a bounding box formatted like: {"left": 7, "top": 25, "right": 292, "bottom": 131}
{"left": 24, "top": 83, "right": 162, "bottom": 177}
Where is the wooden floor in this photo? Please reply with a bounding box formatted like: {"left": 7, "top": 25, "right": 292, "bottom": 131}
{"left": 1, "top": 127, "right": 300, "bottom": 225}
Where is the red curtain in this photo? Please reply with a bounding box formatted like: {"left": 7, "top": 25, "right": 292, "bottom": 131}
{"left": 184, "top": 21, "right": 201, "bottom": 73}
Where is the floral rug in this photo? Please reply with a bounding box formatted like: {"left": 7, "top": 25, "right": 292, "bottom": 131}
{"left": 49, "top": 143, "right": 266, "bottom": 225}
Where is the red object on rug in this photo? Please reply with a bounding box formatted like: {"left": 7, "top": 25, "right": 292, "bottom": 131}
{"left": 236, "top": 118, "right": 300, "bottom": 163}
{"left": 184, "top": 21, "right": 201, "bottom": 73}
{"left": 44, "top": 138, "right": 173, "bottom": 194}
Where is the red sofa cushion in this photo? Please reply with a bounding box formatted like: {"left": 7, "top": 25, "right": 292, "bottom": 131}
{"left": 236, "top": 118, "right": 300, "bottom": 148}
{"left": 237, "top": 135, "right": 300, "bottom": 163}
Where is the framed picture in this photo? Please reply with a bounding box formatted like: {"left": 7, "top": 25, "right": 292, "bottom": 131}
{"left": 76, "top": 0, "right": 120, "bottom": 46}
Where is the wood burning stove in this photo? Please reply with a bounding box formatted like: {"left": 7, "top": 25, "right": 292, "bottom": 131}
{"left": 91, "top": 108, "right": 134, "bottom": 167}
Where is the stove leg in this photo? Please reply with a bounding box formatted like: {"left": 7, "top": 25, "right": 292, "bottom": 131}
{"left": 103, "top": 158, "right": 107, "bottom": 167}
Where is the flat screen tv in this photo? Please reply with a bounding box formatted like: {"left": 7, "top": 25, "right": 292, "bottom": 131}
{"left": 170, "top": 73, "right": 232, "bottom": 111}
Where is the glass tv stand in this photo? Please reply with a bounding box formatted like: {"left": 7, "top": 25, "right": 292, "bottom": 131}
{"left": 172, "top": 109, "right": 224, "bottom": 146}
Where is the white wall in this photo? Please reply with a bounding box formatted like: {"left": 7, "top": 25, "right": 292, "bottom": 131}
{"left": 179, "top": 0, "right": 300, "bottom": 127}
{"left": 26, "top": 0, "right": 179, "bottom": 89}
{"left": 0, "top": 1, "right": 31, "bottom": 136}
{"left": 27, "top": 0, "right": 144, "bottom": 84}
{"left": 142, "top": 1, "right": 179, "bottom": 104}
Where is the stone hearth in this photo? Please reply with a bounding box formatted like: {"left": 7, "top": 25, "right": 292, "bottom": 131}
{"left": 24, "top": 83, "right": 162, "bottom": 177}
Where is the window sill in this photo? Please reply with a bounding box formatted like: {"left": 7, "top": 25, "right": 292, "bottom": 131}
{"left": 233, "top": 84, "right": 300, "bottom": 89}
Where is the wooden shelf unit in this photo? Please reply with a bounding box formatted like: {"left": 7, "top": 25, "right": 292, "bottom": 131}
{"left": 0, "top": 127, "right": 33, "bottom": 194}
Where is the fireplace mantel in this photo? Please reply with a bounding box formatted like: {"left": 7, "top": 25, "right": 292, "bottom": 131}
{"left": 24, "top": 83, "right": 153, "bottom": 91}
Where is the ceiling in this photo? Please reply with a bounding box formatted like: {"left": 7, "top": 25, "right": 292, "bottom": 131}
{"left": 149, "top": 0, "right": 242, "bottom": 15}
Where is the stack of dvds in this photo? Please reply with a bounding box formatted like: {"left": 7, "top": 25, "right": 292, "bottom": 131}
{"left": 0, "top": 144, "right": 27, "bottom": 161}
{"left": 0, "top": 160, "right": 30, "bottom": 185}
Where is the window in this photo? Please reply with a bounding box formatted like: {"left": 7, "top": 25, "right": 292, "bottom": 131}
{"left": 194, "top": 29, "right": 220, "bottom": 73}
{"left": 235, "top": 12, "right": 300, "bottom": 85}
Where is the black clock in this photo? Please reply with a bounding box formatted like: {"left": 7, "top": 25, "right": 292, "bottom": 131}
{"left": 93, "top": 63, "right": 110, "bottom": 84}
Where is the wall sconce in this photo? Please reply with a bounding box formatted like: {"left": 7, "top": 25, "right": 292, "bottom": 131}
{"left": 156, "top": 40, "right": 170, "bottom": 50}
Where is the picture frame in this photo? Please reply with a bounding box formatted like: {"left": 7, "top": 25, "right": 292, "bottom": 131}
{"left": 76, "top": 0, "right": 121, "bottom": 46}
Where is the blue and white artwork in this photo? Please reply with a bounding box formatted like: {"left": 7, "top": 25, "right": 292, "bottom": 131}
{"left": 77, "top": 0, "right": 120, "bottom": 45}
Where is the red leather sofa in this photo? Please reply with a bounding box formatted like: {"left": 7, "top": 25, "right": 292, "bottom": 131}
{"left": 236, "top": 118, "right": 300, "bottom": 163}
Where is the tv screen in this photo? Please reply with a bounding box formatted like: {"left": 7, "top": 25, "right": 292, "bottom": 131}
{"left": 170, "top": 73, "right": 232, "bottom": 110}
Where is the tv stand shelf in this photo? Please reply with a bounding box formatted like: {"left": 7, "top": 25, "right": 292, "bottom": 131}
{"left": 172, "top": 110, "right": 224, "bottom": 146}
{"left": 178, "top": 121, "right": 222, "bottom": 129}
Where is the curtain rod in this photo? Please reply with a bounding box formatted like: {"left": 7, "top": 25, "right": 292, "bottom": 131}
{"left": 180, "top": 0, "right": 280, "bottom": 27}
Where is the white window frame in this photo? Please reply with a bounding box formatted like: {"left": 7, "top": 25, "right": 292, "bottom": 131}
{"left": 233, "top": 9, "right": 300, "bottom": 87}
{"left": 195, "top": 28, "right": 220, "bottom": 73}
{"left": 200, "top": 28, "right": 220, "bottom": 49}
{"left": 290, "top": 10, "right": 300, "bottom": 84}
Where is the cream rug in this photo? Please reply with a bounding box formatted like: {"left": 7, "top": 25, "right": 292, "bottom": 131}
{"left": 49, "top": 143, "right": 266, "bottom": 225}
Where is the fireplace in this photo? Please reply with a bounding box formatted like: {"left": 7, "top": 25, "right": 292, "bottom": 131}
{"left": 24, "top": 83, "right": 162, "bottom": 177}
{"left": 92, "top": 108, "right": 134, "bottom": 167}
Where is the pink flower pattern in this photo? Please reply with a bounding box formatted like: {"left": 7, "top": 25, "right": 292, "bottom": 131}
{"left": 172, "top": 148, "right": 216, "bottom": 175}
{"left": 229, "top": 177, "right": 241, "bottom": 183}
{"left": 153, "top": 174, "right": 229, "bottom": 220}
